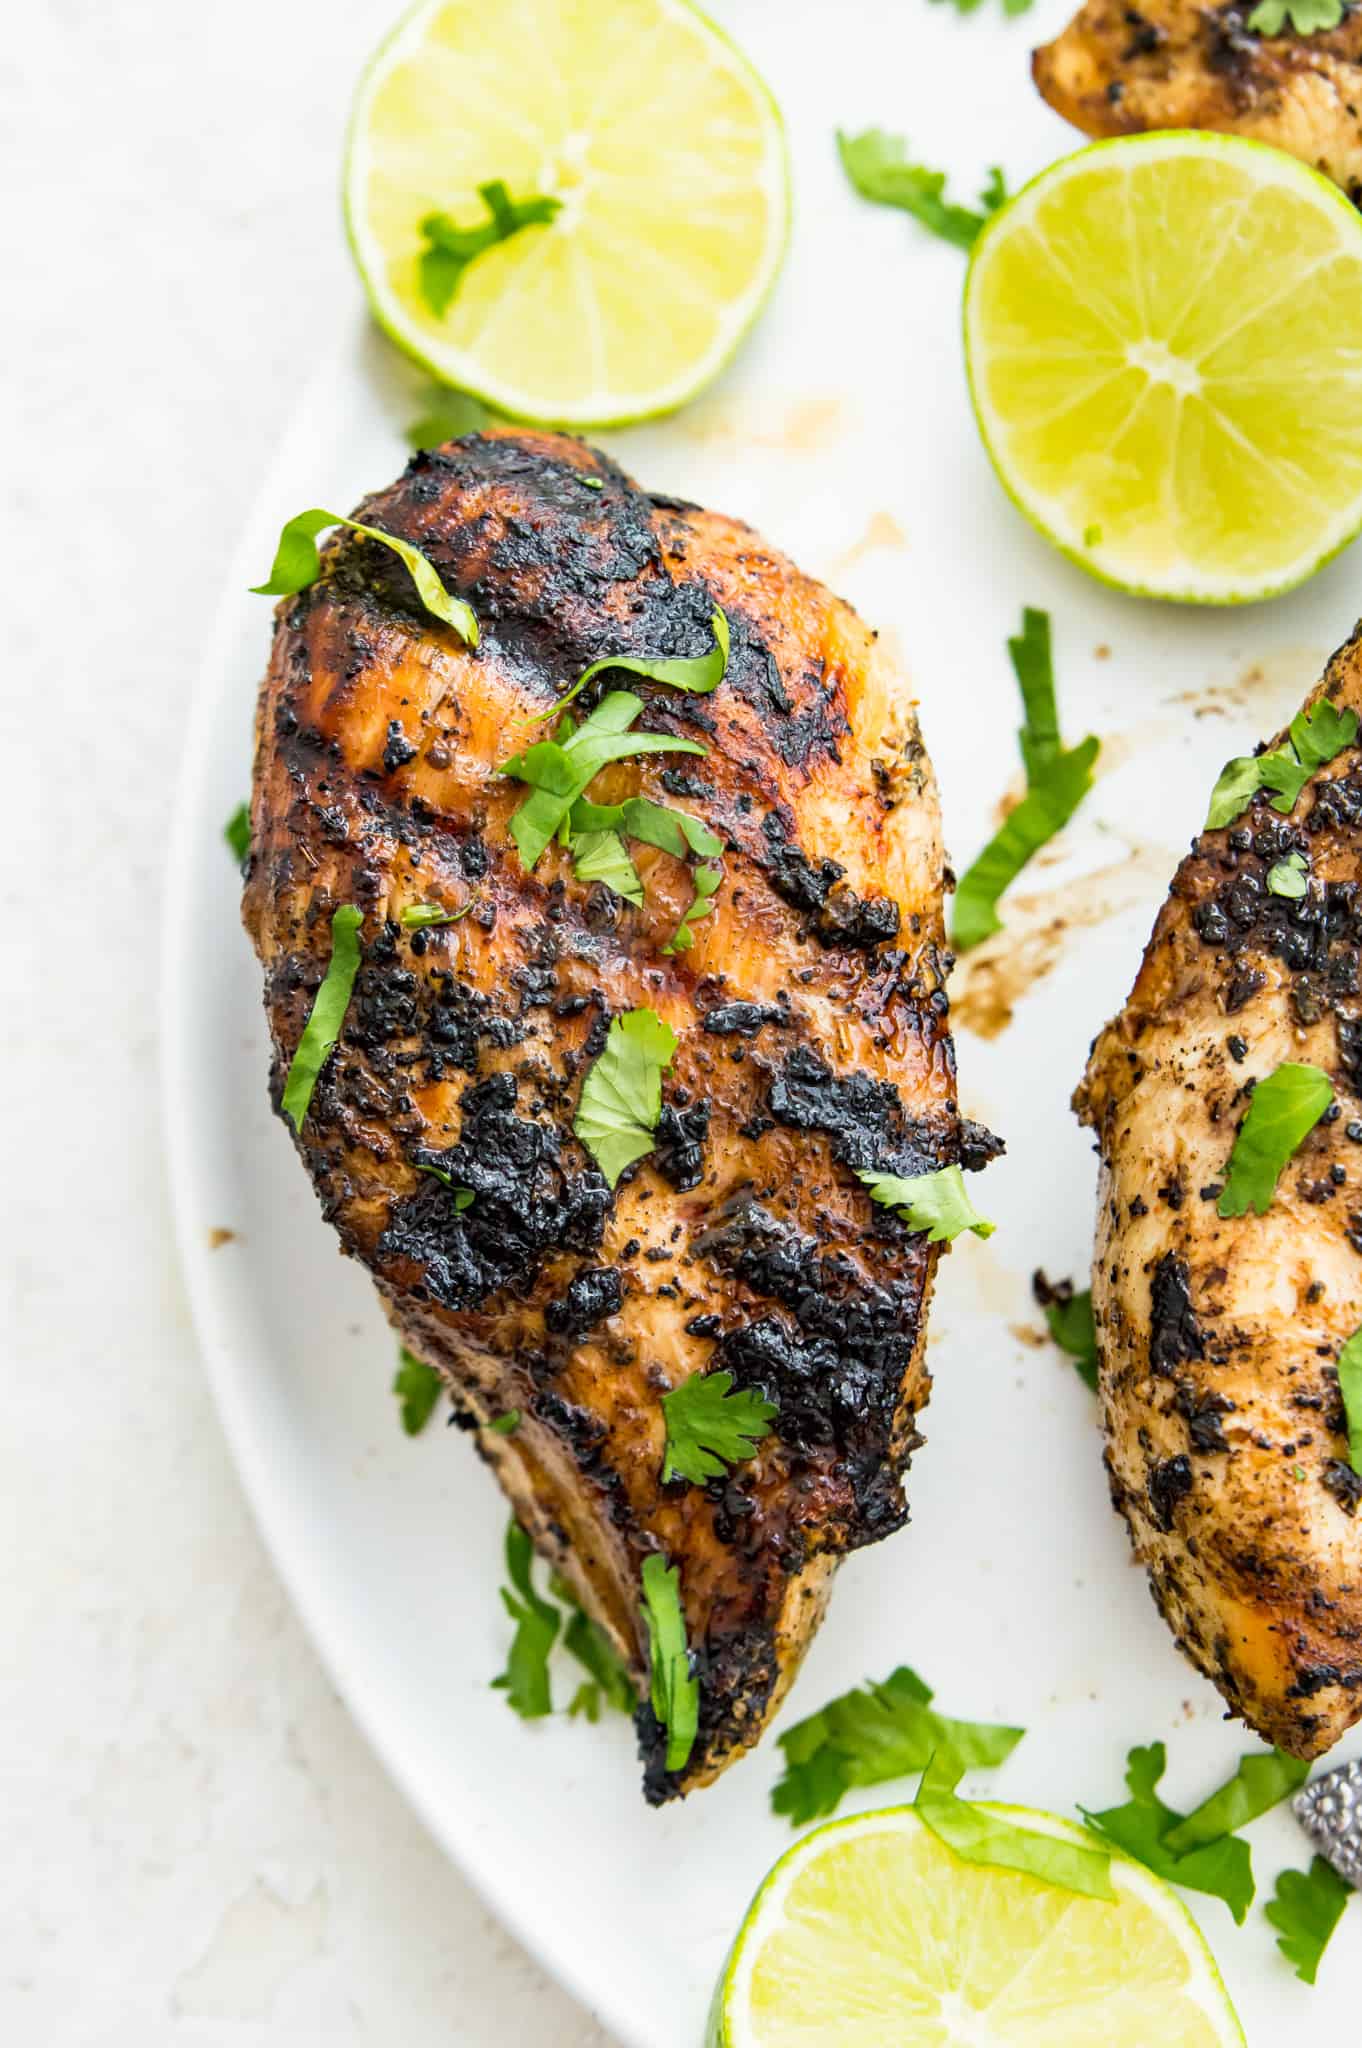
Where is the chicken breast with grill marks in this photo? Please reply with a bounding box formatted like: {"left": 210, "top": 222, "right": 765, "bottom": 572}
{"left": 1034, "top": 0, "right": 1362, "bottom": 199}
{"left": 1078, "top": 623, "right": 1362, "bottom": 1758}
{"left": 242, "top": 427, "right": 985, "bottom": 1801}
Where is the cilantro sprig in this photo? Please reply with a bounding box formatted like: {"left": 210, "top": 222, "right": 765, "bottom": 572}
{"left": 641, "top": 1552, "right": 699, "bottom": 1773}
{"left": 1216, "top": 1061, "right": 1333, "bottom": 1218}
{"left": 252, "top": 508, "right": 478, "bottom": 646}
{"left": 574, "top": 1007, "right": 677, "bottom": 1187}
{"left": 280, "top": 905, "right": 364, "bottom": 1132}
{"left": 1266, "top": 1856, "right": 1352, "bottom": 1982}
{"left": 919, "top": 1754, "right": 1113, "bottom": 1899}
{"left": 1206, "top": 699, "right": 1358, "bottom": 829}
{"left": 838, "top": 128, "right": 1010, "bottom": 250}
{"left": 500, "top": 692, "right": 707, "bottom": 870}
{"left": 418, "top": 180, "right": 561, "bottom": 319}
{"left": 772, "top": 1665, "right": 1023, "bottom": 1826}
{"left": 492, "top": 1519, "right": 560, "bottom": 1720}
{"left": 858, "top": 1164, "right": 995, "bottom": 1242}
{"left": 952, "top": 609, "right": 1099, "bottom": 950}
{"left": 393, "top": 1345, "right": 443, "bottom": 1435}
{"left": 661, "top": 1371, "right": 777, "bottom": 1485}
{"left": 530, "top": 608, "right": 730, "bottom": 722}
{"left": 1247, "top": 0, "right": 1343, "bottom": 32}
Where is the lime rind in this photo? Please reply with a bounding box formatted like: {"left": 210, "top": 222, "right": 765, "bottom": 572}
{"left": 964, "top": 130, "right": 1362, "bottom": 606}
{"left": 710, "top": 1801, "right": 1245, "bottom": 2048}
{"left": 343, "top": 0, "right": 790, "bottom": 429}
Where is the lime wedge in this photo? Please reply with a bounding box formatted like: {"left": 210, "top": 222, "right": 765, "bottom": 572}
{"left": 709, "top": 1804, "right": 1244, "bottom": 2047}
{"left": 344, "top": 0, "right": 788, "bottom": 427}
{"left": 964, "top": 132, "right": 1362, "bottom": 604}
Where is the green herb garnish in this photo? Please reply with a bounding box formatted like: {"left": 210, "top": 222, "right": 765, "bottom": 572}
{"left": 918, "top": 1754, "right": 1113, "bottom": 1899}
{"left": 1337, "top": 1325, "right": 1362, "bottom": 1473}
{"left": 492, "top": 1518, "right": 560, "bottom": 1719}
{"left": 531, "top": 609, "right": 730, "bottom": 722}
{"left": 487, "top": 1409, "right": 521, "bottom": 1435}
{"left": 573, "top": 1006, "right": 676, "bottom": 1187}
{"left": 1217, "top": 1061, "right": 1333, "bottom": 1218}
{"left": 1266, "top": 1855, "right": 1352, "bottom": 1982}
{"left": 418, "top": 180, "right": 561, "bottom": 319}
{"left": 661, "top": 1370, "right": 777, "bottom": 1485}
{"left": 562, "top": 1608, "right": 635, "bottom": 1723}
{"left": 1162, "top": 1749, "right": 1310, "bottom": 1853}
{"left": 500, "top": 691, "right": 707, "bottom": 870}
{"left": 1266, "top": 849, "right": 1309, "bottom": 899}
{"left": 952, "top": 609, "right": 1099, "bottom": 950}
{"left": 280, "top": 905, "right": 363, "bottom": 1131}
{"left": 858, "top": 1165, "right": 995, "bottom": 1242}
{"left": 1247, "top": 0, "right": 1343, "bottom": 32}
{"left": 1081, "top": 1743, "right": 1256, "bottom": 1922}
{"left": 640, "top": 1552, "right": 699, "bottom": 1772}
{"left": 404, "top": 389, "right": 487, "bottom": 451}
{"left": 772, "top": 1665, "right": 1024, "bottom": 1826}
{"left": 415, "top": 1163, "right": 474, "bottom": 1207}
{"left": 570, "top": 830, "right": 645, "bottom": 904}
{"left": 567, "top": 794, "right": 723, "bottom": 914}
{"left": 930, "top": 0, "right": 1033, "bottom": 15}
{"left": 664, "top": 859, "right": 723, "bottom": 954}
{"left": 838, "top": 128, "right": 1010, "bottom": 251}
{"left": 224, "top": 801, "right": 251, "bottom": 863}
{"left": 393, "top": 1346, "right": 443, "bottom": 1435}
{"left": 1039, "top": 1281, "right": 1099, "bottom": 1392}
{"left": 252, "top": 508, "right": 478, "bottom": 646}
{"left": 1206, "top": 699, "right": 1358, "bottom": 829}
{"left": 400, "top": 901, "right": 471, "bottom": 929}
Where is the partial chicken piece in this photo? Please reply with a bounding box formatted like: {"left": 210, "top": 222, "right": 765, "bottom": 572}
{"left": 1078, "top": 622, "right": 1362, "bottom": 1759}
{"left": 1034, "top": 0, "right": 1362, "bottom": 199}
{"left": 243, "top": 428, "right": 980, "bottom": 1801}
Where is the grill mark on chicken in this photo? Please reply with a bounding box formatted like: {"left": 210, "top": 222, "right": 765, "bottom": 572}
{"left": 1077, "top": 619, "right": 1362, "bottom": 1759}
{"left": 243, "top": 427, "right": 968, "bottom": 1800}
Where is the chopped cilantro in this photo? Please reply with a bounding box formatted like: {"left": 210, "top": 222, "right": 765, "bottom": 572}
{"left": 500, "top": 690, "right": 706, "bottom": 870}
{"left": 838, "top": 128, "right": 1010, "bottom": 251}
{"left": 562, "top": 1603, "right": 635, "bottom": 1720}
{"left": 1266, "top": 849, "right": 1309, "bottom": 899}
{"left": 492, "top": 1519, "right": 559, "bottom": 1719}
{"left": 1162, "top": 1749, "right": 1309, "bottom": 1853}
{"left": 400, "top": 901, "right": 471, "bottom": 928}
{"left": 532, "top": 608, "right": 730, "bottom": 722}
{"left": 858, "top": 1164, "right": 995, "bottom": 1242}
{"left": 661, "top": 1370, "right": 777, "bottom": 1485}
{"left": 279, "top": 905, "right": 363, "bottom": 1131}
{"left": 1206, "top": 699, "right": 1358, "bottom": 829}
{"left": 1035, "top": 1275, "right": 1099, "bottom": 1391}
{"left": 772, "top": 1665, "right": 1023, "bottom": 1826}
{"left": 1247, "top": 0, "right": 1343, "bottom": 31}
{"left": 251, "top": 508, "right": 477, "bottom": 646}
{"left": 415, "top": 1163, "right": 474, "bottom": 1208}
{"left": 1217, "top": 1062, "right": 1333, "bottom": 1218}
{"left": 664, "top": 859, "right": 723, "bottom": 954}
{"left": 918, "top": 1755, "right": 1113, "bottom": 1899}
{"left": 224, "top": 801, "right": 251, "bottom": 864}
{"left": 1265, "top": 1856, "right": 1352, "bottom": 1982}
{"left": 1337, "top": 1325, "right": 1362, "bottom": 1473}
{"left": 952, "top": 609, "right": 1099, "bottom": 950}
{"left": 571, "top": 829, "right": 645, "bottom": 904}
{"left": 1081, "top": 1742, "right": 1256, "bottom": 1921}
{"left": 418, "top": 181, "right": 561, "bottom": 319}
{"left": 578, "top": 475, "right": 604, "bottom": 491}
{"left": 393, "top": 1346, "right": 443, "bottom": 1435}
{"left": 640, "top": 1552, "right": 699, "bottom": 1772}
{"left": 574, "top": 1007, "right": 677, "bottom": 1187}
{"left": 487, "top": 1409, "right": 521, "bottom": 1435}
{"left": 404, "top": 389, "right": 487, "bottom": 451}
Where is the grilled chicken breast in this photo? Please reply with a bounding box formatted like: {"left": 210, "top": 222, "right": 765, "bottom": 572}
{"left": 1034, "top": 0, "right": 1362, "bottom": 199}
{"left": 243, "top": 428, "right": 978, "bottom": 1801}
{"left": 1078, "top": 623, "right": 1362, "bottom": 1759}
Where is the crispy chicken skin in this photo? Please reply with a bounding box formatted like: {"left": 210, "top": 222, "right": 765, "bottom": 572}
{"left": 1078, "top": 624, "right": 1362, "bottom": 1759}
{"left": 1034, "top": 0, "right": 1362, "bottom": 200}
{"left": 243, "top": 428, "right": 976, "bottom": 1801}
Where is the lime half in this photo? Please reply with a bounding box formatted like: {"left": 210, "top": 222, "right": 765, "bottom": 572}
{"left": 344, "top": 0, "right": 788, "bottom": 427}
{"left": 709, "top": 1803, "right": 1244, "bottom": 2047}
{"left": 965, "top": 132, "right": 1362, "bottom": 603}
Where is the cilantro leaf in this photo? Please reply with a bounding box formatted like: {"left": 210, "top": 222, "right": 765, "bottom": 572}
{"left": 838, "top": 128, "right": 1008, "bottom": 251}
{"left": 1206, "top": 700, "right": 1358, "bottom": 829}
{"left": 500, "top": 689, "right": 707, "bottom": 870}
{"left": 418, "top": 180, "right": 561, "bottom": 319}
{"left": 563, "top": 1608, "right": 635, "bottom": 1718}
{"left": 1217, "top": 1062, "right": 1333, "bottom": 1218}
{"left": 571, "top": 829, "right": 645, "bottom": 904}
{"left": 1206, "top": 754, "right": 1267, "bottom": 830}
{"left": 393, "top": 1345, "right": 443, "bottom": 1435}
{"left": 664, "top": 859, "right": 723, "bottom": 954}
{"left": 568, "top": 794, "right": 722, "bottom": 862}
{"left": 1248, "top": 0, "right": 1343, "bottom": 32}
{"left": 280, "top": 905, "right": 364, "bottom": 1131}
{"left": 400, "top": 900, "right": 472, "bottom": 928}
{"left": 1081, "top": 1742, "right": 1256, "bottom": 1922}
{"left": 492, "top": 1517, "right": 560, "bottom": 1719}
{"left": 640, "top": 1552, "right": 699, "bottom": 1772}
{"left": 918, "top": 1755, "right": 1114, "bottom": 1899}
{"left": 415, "top": 1163, "right": 474, "bottom": 1208}
{"left": 487, "top": 1409, "right": 520, "bottom": 1435}
{"left": 661, "top": 1370, "right": 777, "bottom": 1485}
{"left": 404, "top": 389, "right": 487, "bottom": 451}
{"left": 952, "top": 609, "right": 1099, "bottom": 950}
{"left": 532, "top": 608, "right": 730, "bottom": 721}
{"left": 224, "top": 800, "right": 251, "bottom": 864}
{"left": 251, "top": 508, "right": 478, "bottom": 646}
{"left": 1291, "top": 698, "right": 1358, "bottom": 768}
{"left": 1337, "top": 1325, "right": 1362, "bottom": 1473}
{"left": 574, "top": 1007, "right": 677, "bottom": 1186}
{"left": 772, "top": 1665, "right": 1024, "bottom": 1826}
{"left": 858, "top": 1164, "right": 995, "bottom": 1242}
{"left": 1265, "top": 1856, "right": 1352, "bottom": 1982}
{"left": 1267, "top": 849, "right": 1309, "bottom": 899}
{"left": 1038, "top": 1280, "right": 1099, "bottom": 1392}
{"left": 1162, "top": 1749, "right": 1310, "bottom": 1853}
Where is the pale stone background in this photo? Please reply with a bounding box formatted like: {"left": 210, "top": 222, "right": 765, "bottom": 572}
{"left": 2, "top": 4, "right": 615, "bottom": 2039}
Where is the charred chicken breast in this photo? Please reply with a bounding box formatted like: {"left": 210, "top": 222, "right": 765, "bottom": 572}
{"left": 243, "top": 428, "right": 977, "bottom": 1801}
{"left": 1078, "top": 623, "right": 1362, "bottom": 1758}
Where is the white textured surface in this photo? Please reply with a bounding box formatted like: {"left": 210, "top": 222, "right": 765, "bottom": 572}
{"left": 2, "top": 3, "right": 611, "bottom": 2039}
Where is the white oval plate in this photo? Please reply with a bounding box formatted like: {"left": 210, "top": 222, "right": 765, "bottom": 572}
{"left": 163, "top": 5, "right": 1362, "bottom": 2041}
